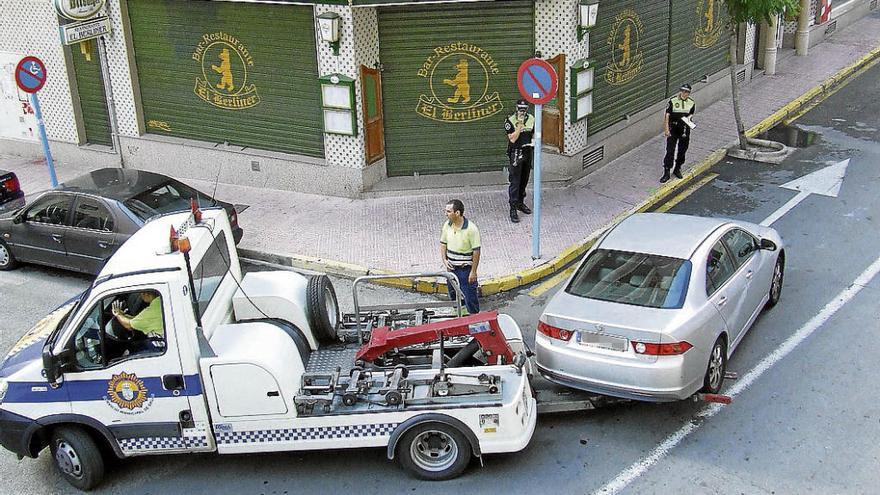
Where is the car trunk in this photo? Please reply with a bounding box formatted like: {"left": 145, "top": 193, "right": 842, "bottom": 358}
{"left": 542, "top": 291, "right": 683, "bottom": 363}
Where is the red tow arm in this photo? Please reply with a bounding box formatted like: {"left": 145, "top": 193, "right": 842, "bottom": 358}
{"left": 355, "top": 311, "right": 515, "bottom": 364}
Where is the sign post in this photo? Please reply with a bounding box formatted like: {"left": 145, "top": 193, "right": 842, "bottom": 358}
{"left": 517, "top": 58, "right": 558, "bottom": 260}
{"left": 15, "top": 56, "right": 58, "bottom": 187}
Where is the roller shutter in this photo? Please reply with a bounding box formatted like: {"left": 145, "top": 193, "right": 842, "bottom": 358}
{"left": 589, "top": 0, "right": 670, "bottom": 135}
{"left": 70, "top": 39, "right": 112, "bottom": 146}
{"left": 127, "top": 0, "right": 323, "bottom": 157}
{"left": 667, "top": 0, "right": 729, "bottom": 96}
{"left": 378, "top": 1, "right": 534, "bottom": 176}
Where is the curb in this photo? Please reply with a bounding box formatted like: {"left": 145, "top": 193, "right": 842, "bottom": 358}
{"left": 241, "top": 43, "right": 880, "bottom": 295}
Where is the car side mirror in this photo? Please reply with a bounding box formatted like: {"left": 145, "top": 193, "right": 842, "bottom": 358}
{"left": 42, "top": 346, "right": 74, "bottom": 388}
{"left": 759, "top": 238, "right": 777, "bottom": 251}
{"left": 12, "top": 212, "right": 23, "bottom": 224}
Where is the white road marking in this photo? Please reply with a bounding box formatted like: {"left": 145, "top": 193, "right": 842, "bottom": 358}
{"left": 761, "top": 158, "right": 850, "bottom": 226}
{"left": 593, "top": 254, "right": 880, "bottom": 495}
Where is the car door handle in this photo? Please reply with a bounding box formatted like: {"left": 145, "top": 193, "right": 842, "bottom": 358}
{"left": 98, "top": 241, "right": 110, "bottom": 249}
{"left": 162, "top": 374, "right": 185, "bottom": 391}
{"left": 51, "top": 234, "right": 63, "bottom": 243}
{"left": 266, "top": 391, "right": 280, "bottom": 397}
{"left": 717, "top": 296, "right": 727, "bottom": 307}
{"left": 745, "top": 270, "right": 753, "bottom": 280}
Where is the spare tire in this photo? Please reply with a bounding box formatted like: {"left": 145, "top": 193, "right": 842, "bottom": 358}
{"left": 307, "top": 275, "right": 340, "bottom": 344}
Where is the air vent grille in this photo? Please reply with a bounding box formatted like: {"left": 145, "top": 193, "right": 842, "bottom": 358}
{"left": 582, "top": 146, "right": 605, "bottom": 170}
{"left": 825, "top": 20, "right": 838, "bottom": 35}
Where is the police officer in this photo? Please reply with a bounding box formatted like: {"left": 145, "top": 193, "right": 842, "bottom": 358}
{"left": 504, "top": 99, "right": 535, "bottom": 223}
{"left": 661, "top": 83, "right": 696, "bottom": 183}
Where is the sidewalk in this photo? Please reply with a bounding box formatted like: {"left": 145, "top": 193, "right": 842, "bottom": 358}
{"left": 5, "top": 13, "right": 880, "bottom": 293}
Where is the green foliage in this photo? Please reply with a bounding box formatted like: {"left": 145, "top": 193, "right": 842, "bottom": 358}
{"left": 724, "top": 0, "right": 801, "bottom": 26}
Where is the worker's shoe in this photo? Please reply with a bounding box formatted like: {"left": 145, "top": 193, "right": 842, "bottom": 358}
{"left": 517, "top": 202, "right": 532, "bottom": 214}
{"left": 672, "top": 167, "right": 683, "bottom": 179}
{"left": 660, "top": 170, "right": 671, "bottom": 183}
{"left": 510, "top": 206, "right": 520, "bottom": 223}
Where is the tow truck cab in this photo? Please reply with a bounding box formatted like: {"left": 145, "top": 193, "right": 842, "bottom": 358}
{"left": 0, "top": 208, "right": 536, "bottom": 490}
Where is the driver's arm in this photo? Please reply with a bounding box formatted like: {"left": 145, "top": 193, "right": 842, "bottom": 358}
{"left": 111, "top": 300, "right": 135, "bottom": 330}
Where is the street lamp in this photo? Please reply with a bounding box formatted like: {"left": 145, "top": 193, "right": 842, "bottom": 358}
{"left": 317, "top": 12, "right": 341, "bottom": 56}
{"left": 578, "top": 1, "right": 599, "bottom": 41}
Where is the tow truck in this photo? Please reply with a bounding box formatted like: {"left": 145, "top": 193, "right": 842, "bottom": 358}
{"left": 0, "top": 205, "right": 540, "bottom": 490}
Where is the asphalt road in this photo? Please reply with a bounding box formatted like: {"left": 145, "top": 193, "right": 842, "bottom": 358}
{"left": 1, "top": 61, "right": 879, "bottom": 494}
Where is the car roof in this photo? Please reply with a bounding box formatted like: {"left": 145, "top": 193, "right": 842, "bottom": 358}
{"left": 56, "top": 168, "right": 177, "bottom": 202}
{"left": 599, "top": 213, "right": 729, "bottom": 259}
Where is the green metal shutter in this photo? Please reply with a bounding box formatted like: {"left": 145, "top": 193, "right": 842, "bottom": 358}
{"left": 71, "top": 39, "right": 112, "bottom": 146}
{"left": 127, "top": 0, "right": 323, "bottom": 157}
{"left": 667, "top": 0, "right": 729, "bottom": 96}
{"left": 378, "top": 1, "right": 534, "bottom": 176}
{"left": 589, "top": 0, "right": 670, "bottom": 135}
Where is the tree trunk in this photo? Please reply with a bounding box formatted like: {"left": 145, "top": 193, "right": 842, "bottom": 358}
{"left": 728, "top": 26, "right": 749, "bottom": 149}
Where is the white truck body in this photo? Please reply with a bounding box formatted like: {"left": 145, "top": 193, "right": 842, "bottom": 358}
{"left": 0, "top": 208, "right": 536, "bottom": 489}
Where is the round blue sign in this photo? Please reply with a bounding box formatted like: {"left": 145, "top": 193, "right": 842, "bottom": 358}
{"left": 517, "top": 59, "right": 558, "bottom": 105}
{"left": 15, "top": 56, "right": 47, "bottom": 94}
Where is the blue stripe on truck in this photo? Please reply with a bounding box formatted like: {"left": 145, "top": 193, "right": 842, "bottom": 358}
{"left": 2, "top": 375, "right": 202, "bottom": 404}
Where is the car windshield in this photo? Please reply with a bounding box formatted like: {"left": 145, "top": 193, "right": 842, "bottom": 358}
{"left": 123, "top": 180, "right": 214, "bottom": 221}
{"left": 566, "top": 249, "right": 692, "bottom": 309}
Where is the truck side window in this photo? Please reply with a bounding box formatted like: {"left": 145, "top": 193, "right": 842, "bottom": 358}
{"left": 69, "top": 290, "right": 167, "bottom": 370}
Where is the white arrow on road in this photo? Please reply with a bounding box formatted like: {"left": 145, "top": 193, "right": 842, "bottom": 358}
{"left": 760, "top": 158, "right": 850, "bottom": 226}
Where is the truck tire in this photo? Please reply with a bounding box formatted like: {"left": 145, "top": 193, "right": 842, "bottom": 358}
{"left": 50, "top": 426, "right": 105, "bottom": 491}
{"left": 398, "top": 422, "right": 472, "bottom": 480}
{"left": 0, "top": 240, "right": 17, "bottom": 270}
{"left": 307, "top": 275, "right": 339, "bottom": 344}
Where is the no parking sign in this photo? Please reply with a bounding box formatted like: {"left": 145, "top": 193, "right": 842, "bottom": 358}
{"left": 15, "top": 55, "right": 58, "bottom": 186}
{"left": 516, "top": 59, "right": 559, "bottom": 259}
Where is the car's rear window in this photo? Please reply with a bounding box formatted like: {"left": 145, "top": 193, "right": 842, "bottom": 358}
{"left": 123, "top": 181, "right": 210, "bottom": 221}
{"left": 566, "top": 249, "right": 692, "bottom": 309}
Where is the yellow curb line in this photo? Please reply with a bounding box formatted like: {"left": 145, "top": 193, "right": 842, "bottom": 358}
{"left": 654, "top": 173, "right": 719, "bottom": 213}
{"left": 528, "top": 264, "right": 578, "bottom": 298}
{"left": 241, "top": 43, "right": 880, "bottom": 296}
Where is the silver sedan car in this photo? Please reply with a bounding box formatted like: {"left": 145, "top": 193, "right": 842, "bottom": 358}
{"left": 535, "top": 213, "right": 785, "bottom": 402}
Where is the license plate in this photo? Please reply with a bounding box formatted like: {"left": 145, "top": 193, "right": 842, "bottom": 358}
{"left": 578, "top": 332, "right": 628, "bottom": 352}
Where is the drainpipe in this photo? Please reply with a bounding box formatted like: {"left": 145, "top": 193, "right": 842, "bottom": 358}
{"left": 763, "top": 14, "right": 779, "bottom": 76}
{"left": 97, "top": 36, "right": 124, "bottom": 168}
{"left": 795, "top": 0, "right": 811, "bottom": 56}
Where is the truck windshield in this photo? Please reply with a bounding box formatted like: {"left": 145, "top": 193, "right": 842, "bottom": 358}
{"left": 123, "top": 180, "right": 214, "bottom": 222}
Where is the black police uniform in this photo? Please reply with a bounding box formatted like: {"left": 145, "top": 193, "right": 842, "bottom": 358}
{"left": 663, "top": 94, "right": 696, "bottom": 179}
{"left": 504, "top": 110, "right": 535, "bottom": 220}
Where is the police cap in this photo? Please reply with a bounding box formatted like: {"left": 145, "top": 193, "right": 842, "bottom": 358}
{"left": 516, "top": 98, "right": 529, "bottom": 109}
{"left": 679, "top": 83, "right": 693, "bottom": 92}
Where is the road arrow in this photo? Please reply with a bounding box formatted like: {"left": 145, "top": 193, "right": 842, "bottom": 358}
{"left": 760, "top": 158, "right": 850, "bottom": 227}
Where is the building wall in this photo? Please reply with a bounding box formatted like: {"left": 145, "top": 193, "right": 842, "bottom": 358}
{"left": 535, "top": 0, "right": 590, "bottom": 157}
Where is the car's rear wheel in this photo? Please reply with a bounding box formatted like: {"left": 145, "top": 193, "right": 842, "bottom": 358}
{"left": 0, "top": 240, "right": 17, "bottom": 270}
{"left": 398, "top": 422, "right": 472, "bottom": 480}
{"left": 701, "top": 337, "right": 727, "bottom": 394}
{"left": 766, "top": 255, "right": 784, "bottom": 309}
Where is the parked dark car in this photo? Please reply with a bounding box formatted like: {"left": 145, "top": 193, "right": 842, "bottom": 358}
{"left": 0, "top": 169, "right": 25, "bottom": 212}
{"left": 0, "top": 168, "right": 243, "bottom": 274}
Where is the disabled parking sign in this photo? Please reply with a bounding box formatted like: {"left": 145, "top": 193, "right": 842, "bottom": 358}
{"left": 15, "top": 56, "right": 47, "bottom": 94}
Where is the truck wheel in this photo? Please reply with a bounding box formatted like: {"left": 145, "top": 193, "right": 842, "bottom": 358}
{"left": 307, "top": 275, "right": 339, "bottom": 344}
{"left": 50, "top": 426, "right": 105, "bottom": 491}
{"left": 398, "top": 423, "right": 472, "bottom": 480}
{"left": 0, "top": 240, "right": 17, "bottom": 270}
{"left": 701, "top": 337, "right": 727, "bottom": 394}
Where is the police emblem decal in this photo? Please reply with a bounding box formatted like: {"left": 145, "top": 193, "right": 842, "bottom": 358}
{"left": 604, "top": 9, "right": 645, "bottom": 86}
{"left": 415, "top": 43, "right": 504, "bottom": 123}
{"left": 106, "top": 372, "right": 153, "bottom": 414}
{"left": 694, "top": 0, "right": 724, "bottom": 48}
{"left": 192, "top": 32, "right": 261, "bottom": 110}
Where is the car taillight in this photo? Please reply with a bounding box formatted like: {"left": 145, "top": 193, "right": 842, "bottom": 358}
{"left": 537, "top": 321, "right": 573, "bottom": 341}
{"left": 1, "top": 176, "right": 20, "bottom": 193}
{"left": 229, "top": 209, "right": 238, "bottom": 227}
{"left": 632, "top": 341, "right": 693, "bottom": 355}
